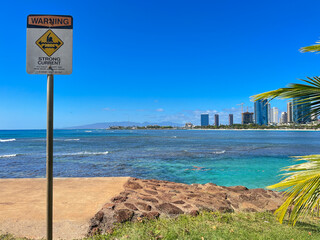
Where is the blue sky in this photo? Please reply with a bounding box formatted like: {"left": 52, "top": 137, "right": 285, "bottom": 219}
{"left": 1, "top": 0, "right": 320, "bottom": 129}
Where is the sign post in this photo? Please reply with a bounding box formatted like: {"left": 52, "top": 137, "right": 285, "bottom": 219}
{"left": 26, "top": 15, "right": 73, "bottom": 240}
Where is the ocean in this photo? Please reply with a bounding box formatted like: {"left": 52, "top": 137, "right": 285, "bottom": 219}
{"left": 1, "top": 129, "right": 319, "bottom": 188}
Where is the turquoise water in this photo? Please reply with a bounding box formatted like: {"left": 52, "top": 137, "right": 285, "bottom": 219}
{"left": 1, "top": 129, "right": 319, "bottom": 188}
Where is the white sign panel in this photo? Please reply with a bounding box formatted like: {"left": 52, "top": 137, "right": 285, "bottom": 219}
{"left": 26, "top": 15, "right": 73, "bottom": 75}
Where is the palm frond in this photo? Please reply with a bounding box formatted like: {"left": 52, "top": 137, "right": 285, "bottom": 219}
{"left": 251, "top": 77, "right": 320, "bottom": 119}
{"left": 267, "top": 155, "right": 320, "bottom": 225}
{"left": 300, "top": 42, "right": 320, "bottom": 53}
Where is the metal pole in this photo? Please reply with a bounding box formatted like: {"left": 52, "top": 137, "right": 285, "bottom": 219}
{"left": 47, "top": 74, "right": 54, "bottom": 240}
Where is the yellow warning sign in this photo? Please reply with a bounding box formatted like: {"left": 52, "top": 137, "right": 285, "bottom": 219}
{"left": 35, "top": 30, "right": 64, "bottom": 57}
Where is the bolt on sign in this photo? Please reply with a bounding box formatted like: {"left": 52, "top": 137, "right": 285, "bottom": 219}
{"left": 26, "top": 15, "right": 73, "bottom": 75}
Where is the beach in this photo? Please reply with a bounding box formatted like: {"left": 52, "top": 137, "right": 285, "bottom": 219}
{"left": 0, "top": 176, "right": 284, "bottom": 239}
{"left": 1, "top": 129, "right": 320, "bottom": 238}
{"left": 0, "top": 177, "right": 129, "bottom": 239}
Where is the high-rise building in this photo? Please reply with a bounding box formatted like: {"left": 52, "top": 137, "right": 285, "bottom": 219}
{"left": 271, "top": 107, "right": 279, "bottom": 124}
{"left": 293, "top": 98, "right": 311, "bottom": 124}
{"left": 311, "top": 113, "right": 318, "bottom": 122}
{"left": 242, "top": 111, "right": 254, "bottom": 124}
{"left": 254, "top": 99, "right": 268, "bottom": 125}
{"left": 214, "top": 114, "right": 219, "bottom": 127}
{"left": 201, "top": 114, "right": 209, "bottom": 126}
{"left": 280, "top": 112, "right": 288, "bottom": 124}
{"left": 267, "top": 103, "right": 272, "bottom": 125}
{"left": 287, "top": 101, "right": 293, "bottom": 123}
{"left": 229, "top": 114, "right": 233, "bottom": 125}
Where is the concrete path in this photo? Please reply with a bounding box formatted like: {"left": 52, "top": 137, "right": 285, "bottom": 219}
{"left": 0, "top": 177, "right": 129, "bottom": 239}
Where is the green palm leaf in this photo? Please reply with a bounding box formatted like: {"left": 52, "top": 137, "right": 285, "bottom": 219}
{"left": 251, "top": 77, "right": 320, "bottom": 119}
{"left": 251, "top": 39, "right": 320, "bottom": 226}
{"left": 267, "top": 155, "right": 320, "bottom": 225}
{"left": 300, "top": 41, "right": 320, "bottom": 53}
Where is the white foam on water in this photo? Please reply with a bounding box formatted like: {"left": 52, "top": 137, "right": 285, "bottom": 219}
{"left": 58, "top": 151, "right": 109, "bottom": 156}
{"left": 0, "top": 154, "right": 17, "bottom": 158}
{"left": 213, "top": 150, "right": 226, "bottom": 154}
{"left": 0, "top": 138, "right": 16, "bottom": 142}
{"left": 85, "top": 131, "right": 92, "bottom": 133}
{"left": 64, "top": 139, "right": 80, "bottom": 141}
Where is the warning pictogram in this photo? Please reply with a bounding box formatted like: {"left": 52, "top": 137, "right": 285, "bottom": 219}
{"left": 36, "top": 30, "right": 64, "bottom": 57}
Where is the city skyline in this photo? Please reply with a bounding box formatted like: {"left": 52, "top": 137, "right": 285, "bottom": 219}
{"left": 1, "top": 0, "right": 320, "bottom": 129}
{"left": 198, "top": 98, "right": 315, "bottom": 126}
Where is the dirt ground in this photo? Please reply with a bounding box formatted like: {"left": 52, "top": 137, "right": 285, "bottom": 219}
{"left": 0, "top": 177, "right": 129, "bottom": 239}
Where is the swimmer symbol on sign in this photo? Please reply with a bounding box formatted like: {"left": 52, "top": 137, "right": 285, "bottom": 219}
{"left": 35, "top": 30, "right": 64, "bottom": 57}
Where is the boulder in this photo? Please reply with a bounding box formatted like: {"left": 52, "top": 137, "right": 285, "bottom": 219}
{"left": 87, "top": 177, "right": 283, "bottom": 236}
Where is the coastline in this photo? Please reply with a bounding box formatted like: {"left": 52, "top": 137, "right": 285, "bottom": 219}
{"left": 190, "top": 128, "right": 320, "bottom": 131}
{"left": 0, "top": 177, "right": 283, "bottom": 239}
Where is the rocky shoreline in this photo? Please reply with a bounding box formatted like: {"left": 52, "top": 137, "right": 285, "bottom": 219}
{"left": 88, "top": 178, "right": 283, "bottom": 235}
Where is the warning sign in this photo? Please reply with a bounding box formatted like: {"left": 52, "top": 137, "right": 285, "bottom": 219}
{"left": 36, "top": 30, "right": 64, "bottom": 57}
{"left": 26, "top": 15, "right": 73, "bottom": 75}
{"left": 27, "top": 15, "right": 72, "bottom": 28}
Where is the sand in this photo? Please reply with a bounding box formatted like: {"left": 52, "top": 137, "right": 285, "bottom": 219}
{"left": 0, "top": 177, "right": 129, "bottom": 239}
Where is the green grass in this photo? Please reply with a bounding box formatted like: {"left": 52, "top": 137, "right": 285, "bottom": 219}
{"left": 87, "top": 211, "right": 320, "bottom": 240}
{"left": 2, "top": 212, "right": 320, "bottom": 240}
{"left": 0, "top": 233, "right": 29, "bottom": 240}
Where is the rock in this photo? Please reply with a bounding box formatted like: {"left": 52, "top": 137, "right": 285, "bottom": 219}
{"left": 146, "top": 185, "right": 158, "bottom": 190}
{"left": 124, "top": 180, "right": 143, "bottom": 190}
{"left": 213, "top": 192, "right": 228, "bottom": 199}
{"left": 172, "top": 200, "right": 185, "bottom": 204}
{"left": 136, "top": 202, "right": 152, "bottom": 211}
{"left": 144, "top": 189, "right": 158, "bottom": 195}
{"left": 114, "top": 209, "right": 134, "bottom": 223}
{"left": 218, "top": 206, "right": 234, "bottom": 213}
{"left": 124, "top": 203, "right": 138, "bottom": 210}
{"left": 195, "top": 203, "right": 216, "bottom": 212}
{"left": 228, "top": 186, "right": 249, "bottom": 192}
{"left": 111, "top": 195, "right": 127, "bottom": 203}
{"left": 244, "top": 208, "right": 257, "bottom": 212}
{"left": 156, "top": 203, "right": 184, "bottom": 215}
{"left": 187, "top": 193, "right": 201, "bottom": 198}
{"left": 90, "top": 227, "right": 100, "bottom": 235}
{"left": 183, "top": 204, "right": 193, "bottom": 209}
{"left": 189, "top": 210, "right": 199, "bottom": 216}
{"left": 169, "top": 189, "right": 181, "bottom": 193}
{"left": 88, "top": 178, "right": 283, "bottom": 235}
{"left": 102, "top": 203, "right": 115, "bottom": 210}
{"left": 139, "top": 196, "right": 159, "bottom": 203}
{"left": 95, "top": 211, "right": 104, "bottom": 222}
{"left": 157, "top": 193, "right": 176, "bottom": 202}
{"left": 205, "top": 183, "right": 217, "bottom": 187}
{"left": 141, "top": 211, "right": 160, "bottom": 219}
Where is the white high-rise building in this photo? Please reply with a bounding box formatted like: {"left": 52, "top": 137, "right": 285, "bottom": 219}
{"left": 271, "top": 107, "right": 279, "bottom": 124}
{"left": 267, "top": 103, "right": 272, "bottom": 124}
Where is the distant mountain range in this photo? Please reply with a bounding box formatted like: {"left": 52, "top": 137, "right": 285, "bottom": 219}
{"left": 65, "top": 121, "right": 184, "bottom": 129}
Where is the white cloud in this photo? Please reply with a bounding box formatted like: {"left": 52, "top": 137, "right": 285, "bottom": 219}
{"left": 156, "top": 108, "right": 164, "bottom": 112}
{"left": 103, "top": 107, "right": 116, "bottom": 111}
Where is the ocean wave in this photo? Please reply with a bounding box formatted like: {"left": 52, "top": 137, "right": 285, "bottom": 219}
{"left": 64, "top": 139, "right": 80, "bottom": 141}
{"left": 0, "top": 154, "right": 17, "bottom": 158}
{"left": 213, "top": 150, "right": 226, "bottom": 154}
{"left": 85, "top": 131, "right": 92, "bottom": 133}
{"left": 0, "top": 138, "right": 16, "bottom": 142}
{"left": 57, "top": 151, "right": 109, "bottom": 157}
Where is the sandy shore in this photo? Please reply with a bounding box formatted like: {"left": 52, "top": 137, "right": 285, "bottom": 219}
{"left": 0, "top": 177, "right": 129, "bottom": 240}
